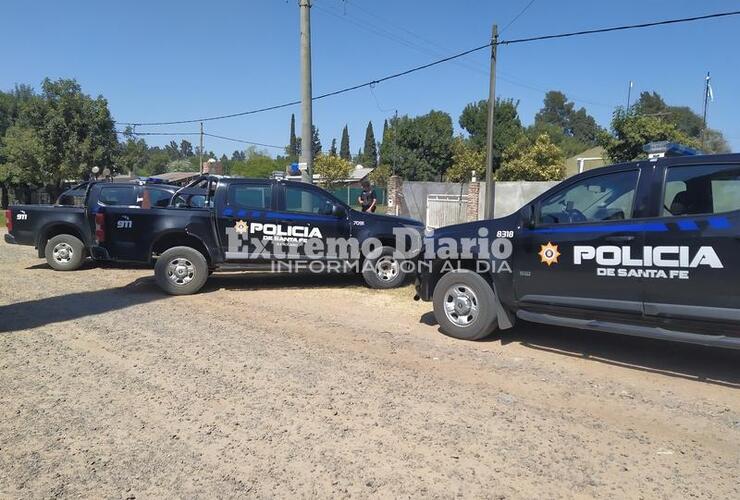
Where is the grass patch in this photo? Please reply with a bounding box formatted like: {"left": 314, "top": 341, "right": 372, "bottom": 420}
{"left": 0, "top": 210, "right": 5, "bottom": 228}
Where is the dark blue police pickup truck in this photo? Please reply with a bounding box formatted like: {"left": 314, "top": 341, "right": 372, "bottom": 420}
{"left": 83, "top": 176, "right": 423, "bottom": 295}
{"left": 4, "top": 179, "right": 178, "bottom": 270}
{"left": 415, "top": 152, "right": 740, "bottom": 349}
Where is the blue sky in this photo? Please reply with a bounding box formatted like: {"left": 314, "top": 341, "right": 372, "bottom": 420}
{"left": 2, "top": 0, "right": 739, "bottom": 156}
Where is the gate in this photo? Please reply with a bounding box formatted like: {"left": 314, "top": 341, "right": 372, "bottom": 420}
{"left": 425, "top": 193, "right": 468, "bottom": 228}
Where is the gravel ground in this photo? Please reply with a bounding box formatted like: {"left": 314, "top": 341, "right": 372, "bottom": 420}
{"left": 1, "top": 229, "right": 738, "bottom": 498}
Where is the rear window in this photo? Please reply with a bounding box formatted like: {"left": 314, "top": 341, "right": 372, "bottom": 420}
{"left": 227, "top": 184, "right": 272, "bottom": 210}
{"left": 98, "top": 186, "right": 137, "bottom": 206}
{"left": 663, "top": 164, "right": 740, "bottom": 216}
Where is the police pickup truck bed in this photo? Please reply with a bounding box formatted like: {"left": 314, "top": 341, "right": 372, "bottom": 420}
{"left": 92, "top": 175, "right": 423, "bottom": 295}
{"left": 415, "top": 153, "right": 740, "bottom": 349}
{"left": 4, "top": 180, "right": 178, "bottom": 271}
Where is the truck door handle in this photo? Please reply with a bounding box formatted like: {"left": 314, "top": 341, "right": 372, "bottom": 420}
{"left": 605, "top": 235, "right": 635, "bottom": 242}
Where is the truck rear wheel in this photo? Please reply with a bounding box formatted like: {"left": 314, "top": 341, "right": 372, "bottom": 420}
{"left": 362, "top": 246, "right": 408, "bottom": 289}
{"left": 44, "top": 234, "right": 85, "bottom": 271}
{"left": 432, "top": 270, "right": 498, "bottom": 341}
{"left": 155, "top": 246, "right": 209, "bottom": 295}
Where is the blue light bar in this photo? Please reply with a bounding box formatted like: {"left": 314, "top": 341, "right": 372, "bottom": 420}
{"left": 643, "top": 141, "right": 702, "bottom": 157}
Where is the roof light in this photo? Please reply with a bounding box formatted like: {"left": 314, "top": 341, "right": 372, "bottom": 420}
{"left": 643, "top": 141, "right": 702, "bottom": 158}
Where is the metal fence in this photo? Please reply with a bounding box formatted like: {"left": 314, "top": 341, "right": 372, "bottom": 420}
{"left": 330, "top": 186, "right": 387, "bottom": 208}
{"left": 425, "top": 193, "right": 468, "bottom": 229}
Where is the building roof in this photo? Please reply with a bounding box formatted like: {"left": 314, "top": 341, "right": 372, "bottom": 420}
{"left": 565, "top": 146, "right": 608, "bottom": 177}
{"left": 151, "top": 171, "right": 201, "bottom": 183}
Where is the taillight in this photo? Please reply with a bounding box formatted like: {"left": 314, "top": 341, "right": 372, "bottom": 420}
{"left": 95, "top": 212, "right": 105, "bottom": 243}
{"left": 5, "top": 209, "right": 12, "bottom": 233}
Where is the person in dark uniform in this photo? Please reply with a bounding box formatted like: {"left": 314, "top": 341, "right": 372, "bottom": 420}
{"left": 358, "top": 179, "right": 377, "bottom": 213}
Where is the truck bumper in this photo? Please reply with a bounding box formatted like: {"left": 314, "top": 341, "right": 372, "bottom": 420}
{"left": 4, "top": 233, "right": 17, "bottom": 245}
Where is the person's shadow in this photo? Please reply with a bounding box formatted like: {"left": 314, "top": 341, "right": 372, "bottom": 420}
{"left": 419, "top": 312, "right": 740, "bottom": 389}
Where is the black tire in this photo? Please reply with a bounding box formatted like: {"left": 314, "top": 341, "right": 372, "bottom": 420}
{"left": 154, "top": 246, "right": 209, "bottom": 295}
{"left": 432, "top": 270, "right": 498, "bottom": 341}
{"left": 44, "top": 234, "right": 85, "bottom": 271}
{"left": 362, "top": 246, "right": 408, "bottom": 289}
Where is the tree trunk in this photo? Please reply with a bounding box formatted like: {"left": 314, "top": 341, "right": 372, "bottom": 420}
{"left": 1, "top": 183, "right": 8, "bottom": 209}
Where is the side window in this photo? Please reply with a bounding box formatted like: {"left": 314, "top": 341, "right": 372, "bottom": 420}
{"left": 145, "top": 188, "right": 174, "bottom": 208}
{"left": 228, "top": 184, "right": 272, "bottom": 210}
{"left": 539, "top": 170, "right": 639, "bottom": 224}
{"left": 663, "top": 164, "right": 740, "bottom": 216}
{"left": 98, "top": 186, "right": 137, "bottom": 206}
{"left": 285, "top": 186, "right": 335, "bottom": 215}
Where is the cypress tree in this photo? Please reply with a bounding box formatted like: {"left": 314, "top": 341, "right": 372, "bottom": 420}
{"left": 329, "top": 138, "right": 337, "bottom": 156}
{"left": 339, "top": 125, "right": 351, "bottom": 161}
{"left": 288, "top": 114, "right": 298, "bottom": 160}
{"left": 312, "top": 125, "right": 321, "bottom": 156}
{"left": 363, "top": 121, "right": 378, "bottom": 168}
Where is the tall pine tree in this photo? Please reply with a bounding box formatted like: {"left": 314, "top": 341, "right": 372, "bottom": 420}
{"left": 339, "top": 125, "right": 350, "bottom": 161}
{"left": 329, "top": 138, "right": 337, "bottom": 156}
{"left": 287, "top": 113, "right": 299, "bottom": 160}
{"left": 312, "top": 126, "right": 322, "bottom": 156}
{"left": 362, "top": 121, "right": 378, "bottom": 168}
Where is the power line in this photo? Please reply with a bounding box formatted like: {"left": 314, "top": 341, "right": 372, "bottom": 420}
{"left": 115, "top": 130, "right": 283, "bottom": 149}
{"left": 203, "top": 133, "right": 283, "bottom": 149}
{"left": 500, "top": 0, "right": 537, "bottom": 34}
{"left": 119, "top": 10, "right": 740, "bottom": 126}
{"left": 499, "top": 10, "right": 740, "bottom": 45}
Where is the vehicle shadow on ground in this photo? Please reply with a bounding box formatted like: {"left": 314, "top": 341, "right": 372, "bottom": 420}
{"left": 25, "top": 260, "right": 152, "bottom": 271}
{"left": 200, "top": 271, "right": 368, "bottom": 292}
{"left": 419, "top": 312, "right": 740, "bottom": 389}
{"left": 0, "top": 277, "right": 166, "bottom": 333}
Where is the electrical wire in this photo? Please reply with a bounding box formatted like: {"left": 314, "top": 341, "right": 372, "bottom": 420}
{"left": 119, "top": 10, "right": 740, "bottom": 127}
{"left": 115, "top": 130, "right": 284, "bottom": 149}
{"left": 500, "top": 0, "right": 537, "bottom": 34}
{"left": 499, "top": 10, "right": 740, "bottom": 45}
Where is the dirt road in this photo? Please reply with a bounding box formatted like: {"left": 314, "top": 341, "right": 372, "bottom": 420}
{"left": 1, "top": 230, "right": 738, "bottom": 498}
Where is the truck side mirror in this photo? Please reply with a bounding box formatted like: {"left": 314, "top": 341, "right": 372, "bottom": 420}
{"left": 332, "top": 204, "right": 347, "bottom": 218}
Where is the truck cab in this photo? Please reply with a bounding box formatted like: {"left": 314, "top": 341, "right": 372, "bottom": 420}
{"left": 416, "top": 152, "right": 740, "bottom": 349}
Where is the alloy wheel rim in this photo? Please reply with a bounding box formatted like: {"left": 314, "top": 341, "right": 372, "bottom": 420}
{"left": 443, "top": 284, "right": 479, "bottom": 327}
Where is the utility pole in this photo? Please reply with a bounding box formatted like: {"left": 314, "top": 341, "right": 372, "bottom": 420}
{"left": 626, "top": 80, "right": 634, "bottom": 110}
{"left": 701, "top": 72, "right": 711, "bottom": 149}
{"left": 199, "top": 122, "right": 204, "bottom": 174}
{"left": 299, "top": 0, "right": 314, "bottom": 184}
{"left": 484, "top": 24, "right": 498, "bottom": 220}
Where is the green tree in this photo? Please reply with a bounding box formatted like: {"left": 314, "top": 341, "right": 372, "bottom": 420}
{"left": 532, "top": 91, "right": 602, "bottom": 154}
{"left": 362, "top": 121, "right": 378, "bottom": 168}
{"left": 446, "top": 137, "right": 485, "bottom": 183}
{"left": 703, "top": 129, "right": 731, "bottom": 154}
{"left": 369, "top": 163, "right": 391, "bottom": 187}
{"left": 329, "top": 138, "right": 337, "bottom": 156}
{"left": 287, "top": 113, "right": 299, "bottom": 160}
{"left": 339, "top": 125, "right": 350, "bottom": 161}
{"left": 180, "top": 140, "right": 194, "bottom": 158}
{"left": 0, "top": 78, "right": 118, "bottom": 198}
{"left": 496, "top": 134, "right": 566, "bottom": 181}
{"left": 312, "top": 125, "right": 321, "bottom": 156}
{"left": 379, "top": 110, "right": 454, "bottom": 181}
{"left": 632, "top": 91, "right": 729, "bottom": 152}
{"left": 599, "top": 108, "right": 699, "bottom": 163}
{"left": 116, "top": 130, "right": 150, "bottom": 176}
{"left": 314, "top": 154, "right": 352, "bottom": 189}
{"left": 459, "top": 98, "right": 524, "bottom": 170}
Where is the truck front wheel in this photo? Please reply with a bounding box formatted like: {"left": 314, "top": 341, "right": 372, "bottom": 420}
{"left": 155, "top": 246, "right": 209, "bottom": 295}
{"left": 44, "top": 234, "right": 85, "bottom": 271}
{"left": 362, "top": 246, "right": 408, "bottom": 289}
{"left": 432, "top": 270, "right": 498, "bottom": 341}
